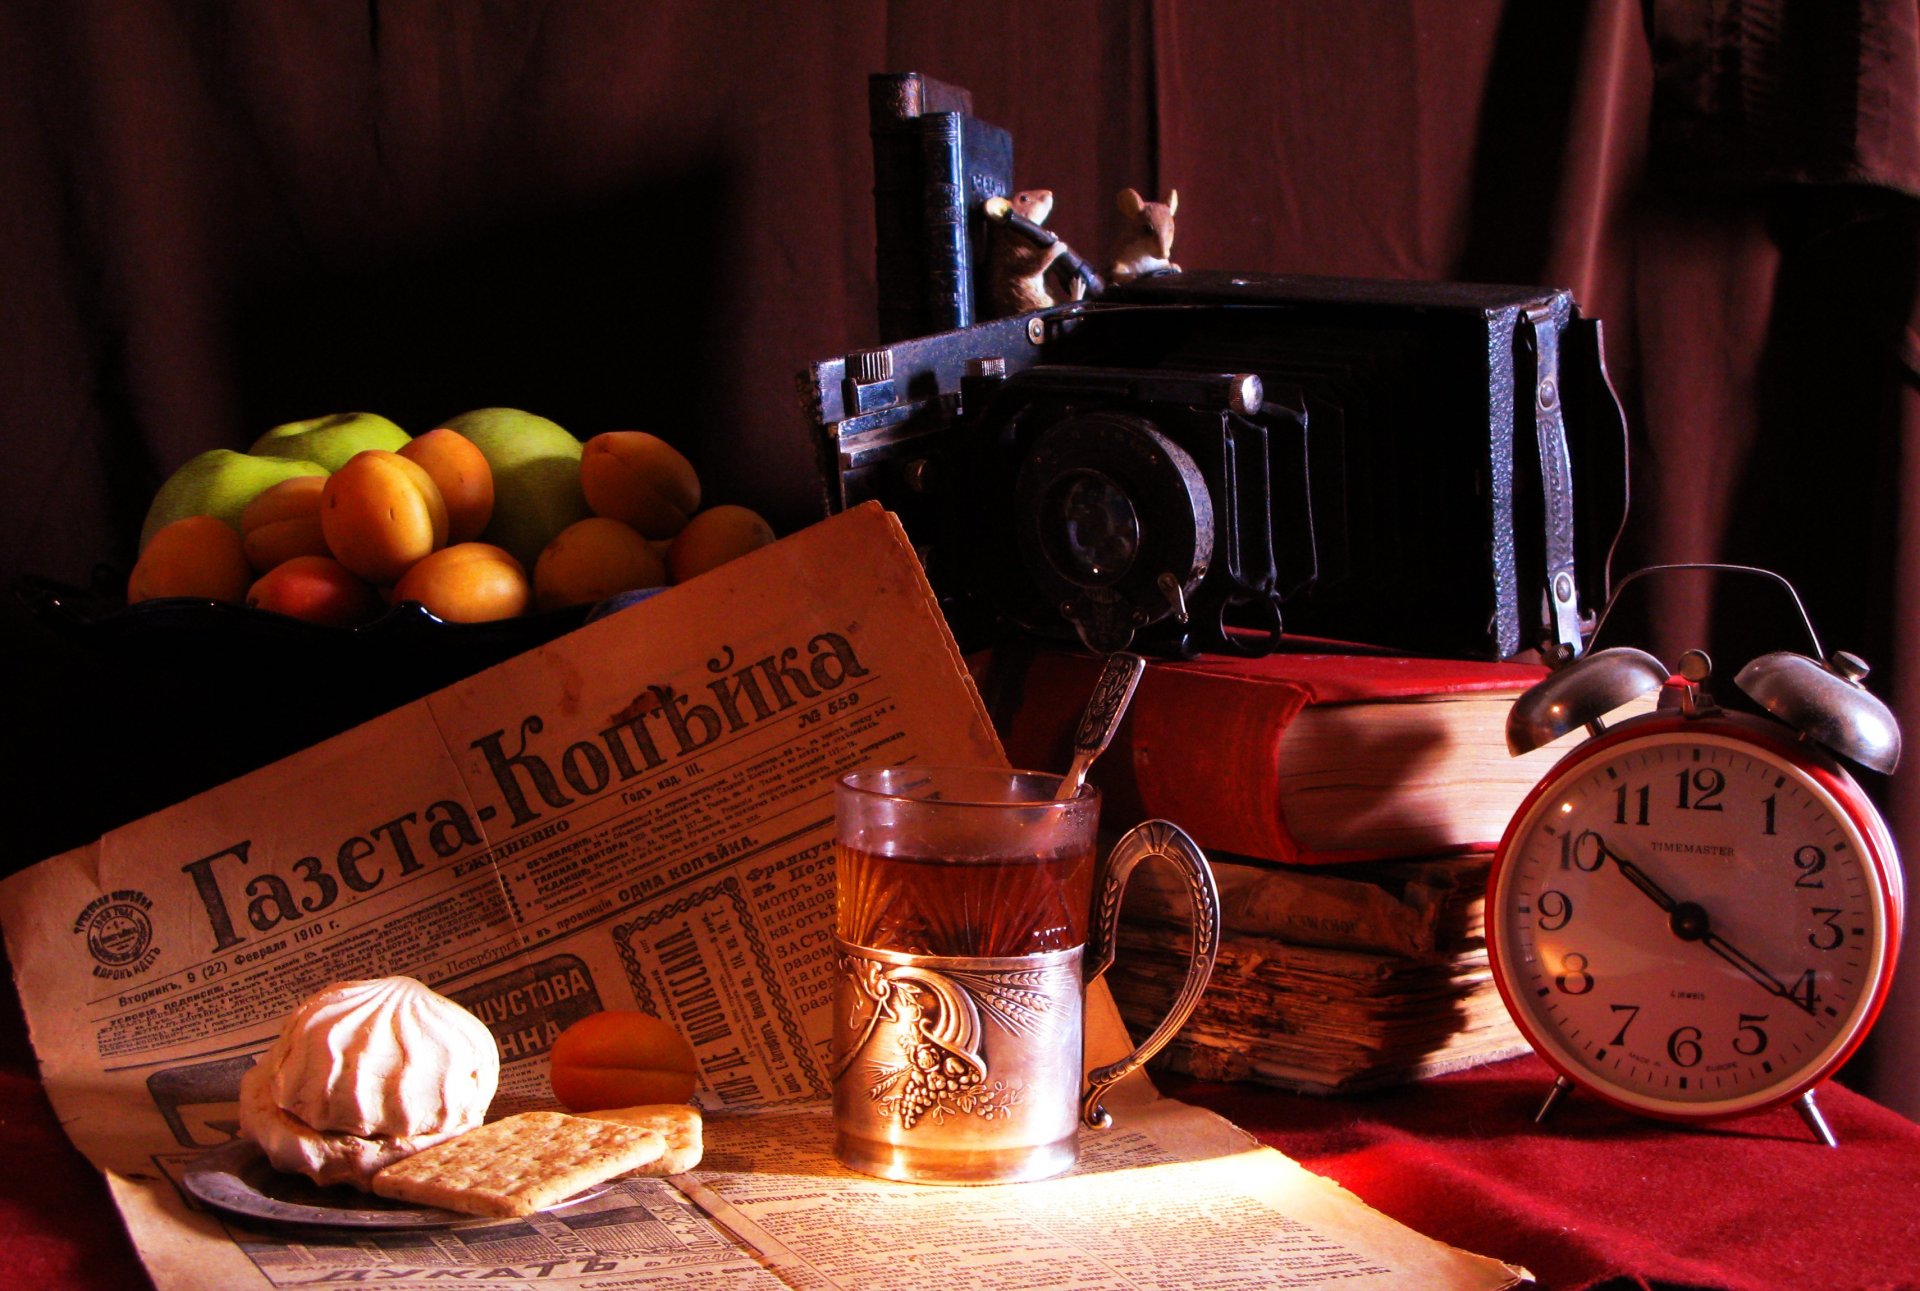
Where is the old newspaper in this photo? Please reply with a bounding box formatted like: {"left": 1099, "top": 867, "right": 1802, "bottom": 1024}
{"left": 0, "top": 504, "right": 1526, "bottom": 1289}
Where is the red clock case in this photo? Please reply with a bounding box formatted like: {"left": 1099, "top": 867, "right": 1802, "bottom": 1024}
{"left": 1485, "top": 707, "right": 1904, "bottom": 1126}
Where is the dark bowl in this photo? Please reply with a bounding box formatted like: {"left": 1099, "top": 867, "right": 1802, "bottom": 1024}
{"left": 19, "top": 566, "right": 591, "bottom": 658}
{"left": 8, "top": 569, "right": 610, "bottom": 867}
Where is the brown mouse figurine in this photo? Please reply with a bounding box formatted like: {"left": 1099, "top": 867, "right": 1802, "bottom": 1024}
{"left": 984, "top": 189, "right": 1086, "bottom": 316}
{"left": 1108, "top": 187, "right": 1180, "bottom": 283}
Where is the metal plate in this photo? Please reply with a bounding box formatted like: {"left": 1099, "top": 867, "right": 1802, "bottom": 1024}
{"left": 180, "top": 1140, "right": 610, "bottom": 1230}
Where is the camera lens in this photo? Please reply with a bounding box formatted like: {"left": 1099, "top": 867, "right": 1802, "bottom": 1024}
{"left": 1009, "top": 409, "right": 1214, "bottom": 652}
{"left": 1039, "top": 469, "right": 1139, "bottom": 586}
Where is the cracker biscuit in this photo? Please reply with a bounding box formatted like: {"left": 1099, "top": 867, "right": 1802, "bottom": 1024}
{"left": 370, "top": 1111, "right": 667, "bottom": 1218}
{"left": 584, "top": 1104, "right": 704, "bottom": 1174}
{"left": 240, "top": 1060, "right": 469, "bottom": 1189}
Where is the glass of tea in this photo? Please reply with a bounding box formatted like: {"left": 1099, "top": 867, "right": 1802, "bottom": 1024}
{"left": 831, "top": 766, "right": 1219, "bottom": 1184}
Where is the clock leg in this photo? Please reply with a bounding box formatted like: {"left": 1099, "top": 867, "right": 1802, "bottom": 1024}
{"left": 1795, "top": 1090, "right": 1839, "bottom": 1148}
{"left": 1534, "top": 1076, "right": 1574, "bottom": 1125}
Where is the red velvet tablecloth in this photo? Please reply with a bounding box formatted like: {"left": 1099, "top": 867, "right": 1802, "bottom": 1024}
{"left": 4, "top": 973, "right": 1917, "bottom": 1291}
{"left": 1157, "top": 1071, "right": 1920, "bottom": 1291}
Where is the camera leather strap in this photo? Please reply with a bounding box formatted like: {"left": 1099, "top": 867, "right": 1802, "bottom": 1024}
{"left": 1522, "top": 302, "right": 1586, "bottom": 660}
{"left": 993, "top": 208, "right": 1106, "bottom": 298}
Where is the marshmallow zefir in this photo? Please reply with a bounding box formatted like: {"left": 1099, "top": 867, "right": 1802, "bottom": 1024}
{"left": 239, "top": 976, "right": 500, "bottom": 1189}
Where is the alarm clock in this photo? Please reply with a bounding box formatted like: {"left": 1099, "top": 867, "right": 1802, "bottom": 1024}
{"left": 1487, "top": 627, "right": 1904, "bottom": 1146}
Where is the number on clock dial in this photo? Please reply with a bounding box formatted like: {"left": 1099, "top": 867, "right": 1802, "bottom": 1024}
{"left": 1504, "top": 733, "right": 1879, "bottom": 1107}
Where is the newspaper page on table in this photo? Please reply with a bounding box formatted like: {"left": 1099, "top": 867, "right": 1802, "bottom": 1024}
{"left": 0, "top": 504, "right": 1526, "bottom": 1291}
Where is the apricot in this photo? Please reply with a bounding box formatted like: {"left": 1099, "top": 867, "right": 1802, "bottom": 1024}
{"left": 127, "top": 515, "right": 254, "bottom": 605}
{"left": 399, "top": 427, "right": 494, "bottom": 544}
{"left": 321, "top": 450, "right": 449, "bottom": 584}
{"left": 392, "top": 542, "right": 530, "bottom": 623}
{"left": 549, "top": 1011, "right": 698, "bottom": 1112}
{"left": 533, "top": 517, "right": 667, "bottom": 613}
{"left": 580, "top": 432, "right": 702, "bottom": 539}
{"left": 246, "top": 555, "right": 385, "bottom": 627}
{"left": 666, "top": 505, "right": 776, "bottom": 583}
{"left": 240, "top": 475, "right": 331, "bottom": 572}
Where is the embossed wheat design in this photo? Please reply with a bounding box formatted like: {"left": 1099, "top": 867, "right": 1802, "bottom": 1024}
{"left": 944, "top": 966, "right": 1071, "bottom": 1039}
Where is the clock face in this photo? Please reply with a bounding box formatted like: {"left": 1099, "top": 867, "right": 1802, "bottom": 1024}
{"left": 1490, "top": 719, "right": 1897, "bottom": 1118}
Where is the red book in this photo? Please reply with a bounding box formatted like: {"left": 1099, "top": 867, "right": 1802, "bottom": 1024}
{"left": 993, "top": 647, "right": 1641, "bottom": 865}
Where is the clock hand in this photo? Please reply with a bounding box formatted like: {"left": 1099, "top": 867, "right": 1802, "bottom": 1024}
{"left": 1588, "top": 832, "right": 1817, "bottom": 1016}
{"left": 1588, "top": 834, "right": 1679, "bottom": 913}
{"left": 1696, "top": 928, "right": 1815, "bottom": 1014}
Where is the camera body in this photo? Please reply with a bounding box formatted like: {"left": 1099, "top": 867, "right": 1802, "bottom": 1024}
{"left": 802, "top": 271, "right": 1626, "bottom": 660}
{"left": 801, "top": 75, "right": 1626, "bottom": 660}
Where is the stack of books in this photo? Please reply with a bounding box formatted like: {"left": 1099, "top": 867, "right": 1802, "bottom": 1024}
{"left": 995, "top": 646, "right": 1652, "bottom": 1096}
{"left": 1110, "top": 852, "right": 1524, "bottom": 1094}
{"left": 866, "top": 71, "right": 1012, "bottom": 341}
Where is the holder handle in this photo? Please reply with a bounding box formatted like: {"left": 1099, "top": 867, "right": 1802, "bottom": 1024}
{"left": 1080, "top": 820, "right": 1220, "bottom": 1128}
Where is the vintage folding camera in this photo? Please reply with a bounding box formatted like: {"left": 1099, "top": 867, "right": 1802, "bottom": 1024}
{"left": 800, "top": 79, "right": 1627, "bottom": 660}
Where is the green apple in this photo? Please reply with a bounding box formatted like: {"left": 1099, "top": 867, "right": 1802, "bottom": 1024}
{"left": 438, "top": 408, "right": 588, "bottom": 571}
{"left": 250, "top": 412, "right": 410, "bottom": 472}
{"left": 139, "top": 450, "right": 329, "bottom": 551}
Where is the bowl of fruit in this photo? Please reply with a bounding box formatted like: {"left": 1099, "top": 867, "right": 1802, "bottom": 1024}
{"left": 17, "top": 407, "right": 778, "bottom": 839}
{"left": 111, "top": 406, "right": 772, "bottom": 626}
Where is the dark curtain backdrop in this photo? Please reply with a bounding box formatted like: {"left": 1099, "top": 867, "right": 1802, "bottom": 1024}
{"left": 5, "top": 1, "right": 1920, "bottom": 1115}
